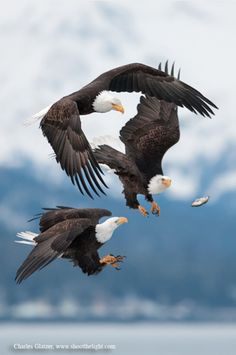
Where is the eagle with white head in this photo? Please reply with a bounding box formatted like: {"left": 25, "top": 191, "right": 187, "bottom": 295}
{"left": 29, "top": 62, "right": 217, "bottom": 198}
{"left": 15, "top": 207, "right": 128, "bottom": 283}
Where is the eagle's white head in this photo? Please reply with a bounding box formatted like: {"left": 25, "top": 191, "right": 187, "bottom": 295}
{"left": 95, "top": 216, "right": 128, "bottom": 244}
{"left": 93, "top": 91, "right": 125, "bottom": 114}
{"left": 148, "top": 175, "right": 172, "bottom": 195}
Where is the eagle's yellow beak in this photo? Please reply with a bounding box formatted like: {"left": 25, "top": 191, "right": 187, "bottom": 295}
{"left": 117, "top": 217, "right": 128, "bottom": 225}
{"left": 162, "top": 178, "right": 172, "bottom": 188}
{"left": 112, "top": 103, "right": 125, "bottom": 114}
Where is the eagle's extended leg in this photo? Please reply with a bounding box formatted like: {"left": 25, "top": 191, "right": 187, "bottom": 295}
{"left": 124, "top": 189, "right": 149, "bottom": 217}
{"left": 151, "top": 201, "right": 161, "bottom": 216}
{"left": 146, "top": 194, "right": 160, "bottom": 216}
{"left": 100, "top": 254, "right": 126, "bottom": 270}
{"left": 138, "top": 205, "right": 149, "bottom": 217}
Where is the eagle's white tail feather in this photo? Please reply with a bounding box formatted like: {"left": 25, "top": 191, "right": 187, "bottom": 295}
{"left": 15, "top": 231, "right": 38, "bottom": 246}
{"left": 15, "top": 240, "right": 36, "bottom": 246}
{"left": 23, "top": 105, "right": 52, "bottom": 126}
{"left": 17, "top": 231, "right": 38, "bottom": 241}
{"left": 91, "top": 135, "right": 125, "bottom": 153}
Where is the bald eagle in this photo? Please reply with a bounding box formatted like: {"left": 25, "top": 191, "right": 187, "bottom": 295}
{"left": 15, "top": 207, "right": 128, "bottom": 284}
{"left": 33, "top": 62, "right": 217, "bottom": 198}
{"left": 94, "top": 94, "right": 180, "bottom": 216}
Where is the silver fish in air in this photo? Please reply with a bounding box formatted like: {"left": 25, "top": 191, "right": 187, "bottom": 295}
{"left": 191, "top": 196, "right": 210, "bottom": 207}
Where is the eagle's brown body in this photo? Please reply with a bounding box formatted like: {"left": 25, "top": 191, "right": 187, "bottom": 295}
{"left": 94, "top": 94, "right": 180, "bottom": 210}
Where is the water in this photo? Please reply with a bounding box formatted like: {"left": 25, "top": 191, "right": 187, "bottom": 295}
{"left": 1, "top": 323, "right": 236, "bottom": 355}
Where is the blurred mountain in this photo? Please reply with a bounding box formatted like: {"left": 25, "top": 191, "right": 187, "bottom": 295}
{"left": 0, "top": 164, "right": 236, "bottom": 321}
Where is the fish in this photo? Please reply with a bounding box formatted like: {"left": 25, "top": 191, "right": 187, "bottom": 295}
{"left": 191, "top": 196, "right": 210, "bottom": 207}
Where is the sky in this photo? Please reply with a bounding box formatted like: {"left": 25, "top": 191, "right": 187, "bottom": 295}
{"left": 1, "top": 0, "right": 236, "bottom": 201}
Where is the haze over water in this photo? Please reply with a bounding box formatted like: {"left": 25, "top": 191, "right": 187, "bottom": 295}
{"left": 2, "top": 323, "right": 236, "bottom": 355}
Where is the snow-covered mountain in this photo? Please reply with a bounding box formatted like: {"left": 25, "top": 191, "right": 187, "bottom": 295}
{"left": 1, "top": 0, "right": 236, "bottom": 202}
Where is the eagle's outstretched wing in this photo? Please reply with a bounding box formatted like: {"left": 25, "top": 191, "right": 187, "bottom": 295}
{"left": 40, "top": 98, "right": 108, "bottom": 198}
{"left": 15, "top": 218, "right": 91, "bottom": 284}
{"left": 29, "top": 206, "right": 112, "bottom": 233}
{"left": 120, "top": 95, "right": 180, "bottom": 183}
{"left": 93, "top": 144, "right": 138, "bottom": 177}
{"left": 93, "top": 61, "right": 217, "bottom": 117}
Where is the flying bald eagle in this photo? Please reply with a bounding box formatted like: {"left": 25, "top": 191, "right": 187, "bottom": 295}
{"left": 94, "top": 91, "right": 180, "bottom": 216}
{"left": 33, "top": 62, "right": 217, "bottom": 198}
{"left": 15, "top": 206, "right": 128, "bottom": 284}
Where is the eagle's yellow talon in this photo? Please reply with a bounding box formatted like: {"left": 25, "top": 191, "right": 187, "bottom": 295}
{"left": 151, "top": 201, "right": 160, "bottom": 216}
{"left": 100, "top": 255, "right": 125, "bottom": 269}
{"left": 111, "top": 262, "right": 119, "bottom": 268}
{"left": 138, "top": 205, "right": 149, "bottom": 217}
